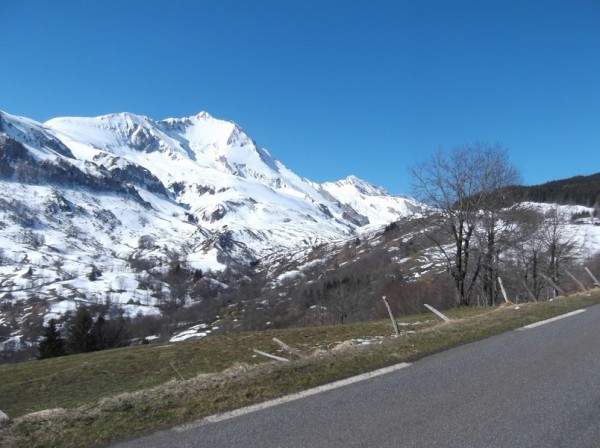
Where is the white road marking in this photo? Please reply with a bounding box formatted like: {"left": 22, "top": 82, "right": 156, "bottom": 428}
{"left": 518, "top": 309, "right": 587, "bottom": 330}
{"left": 174, "top": 362, "right": 412, "bottom": 432}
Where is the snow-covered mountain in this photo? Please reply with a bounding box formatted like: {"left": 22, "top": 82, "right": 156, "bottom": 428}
{"left": 3, "top": 108, "right": 600, "bottom": 358}
{"left": 0, "top": 108, "right": 423, "bottom": 345}
{"left": 43, "top": 111, "right": 423, "bottom": 252}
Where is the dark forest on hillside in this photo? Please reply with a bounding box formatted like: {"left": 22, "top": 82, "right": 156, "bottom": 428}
{"left": 508, "top": 172, "right": 600, "bottom": 207}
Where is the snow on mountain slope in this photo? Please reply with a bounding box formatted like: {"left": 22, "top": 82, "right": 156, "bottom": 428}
{"left": 519, "top": 202, "right": 600, "bottom": 254}
{"left": 318, "top": 175, "right": 425, "bottom": 228}
{"left": 0, "top": 110, "right": 75, "bottom": 160}
{"left": 45, "top": 111, "right": 421, "bottom": 255}
{"left": 0, "top": 108, "right": 422, "bottom": 348}
{"left": 0, "top": 112, "right": 219, "bottom": 328}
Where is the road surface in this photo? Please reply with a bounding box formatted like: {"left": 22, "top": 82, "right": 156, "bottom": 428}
{"left": 113, "top": 305, "right": 600, "bottom": 447}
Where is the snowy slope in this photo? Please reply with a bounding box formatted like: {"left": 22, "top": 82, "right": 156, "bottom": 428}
{"left": 0, "top": 108, "right": 422, "bottom": 345}
{"left": 45, "top": 111, "right": 421, "bottom": 255}
{"left": 318, "top": 175, "right": 424, "bottom": 228}
{"left": 0, "top": 111, "right": 214, "bottom": 328}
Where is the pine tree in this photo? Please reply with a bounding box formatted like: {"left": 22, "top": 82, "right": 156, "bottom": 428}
{"left": 67, "top": 308, "right": 95, "bottom": 354}
{"left": 91, "top": 315, "right": 130, "bottom": 350}
{"left": 38, "top": 319, "right": 66, "bottom": 359}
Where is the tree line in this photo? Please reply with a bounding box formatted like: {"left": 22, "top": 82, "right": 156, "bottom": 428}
{"left": 37, "top": 308, "right": 130, "bottom": 359}
{"left": 507, "top": 172, "right": 600, "bottom": 208}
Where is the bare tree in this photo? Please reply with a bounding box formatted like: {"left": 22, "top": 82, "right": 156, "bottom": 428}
{"left": 510, "top": 207, "right": 546, "bottom": 300}
{"left": 325, "top": 278, "right": 366, "bottom": 324}
{"left": 508, "top": 206, "right": 586, "bottom": 301}
{"left": 539, "top": 207, "right": 584, "bottom": 298}
{"left": 411, "top": 143, "right": 521, "bottom": 306}
{"left": 478, "top": 201, "right": 532, "bottom": 305}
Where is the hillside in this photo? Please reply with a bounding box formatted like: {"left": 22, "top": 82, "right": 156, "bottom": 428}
{"left": 0, "top": 109, "right": 423, "bottom": 360}
{"left": 1, "top": 108, "right": 600, "bottom": 364}
{"left": 509, "top": 172, "right": 600, "bottom": 207}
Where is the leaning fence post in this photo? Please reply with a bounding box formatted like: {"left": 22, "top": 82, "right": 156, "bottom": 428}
{"left": 562, "top": 269, "right": 587, "bottom": 293}
{"left": 540, "top": 274, "right": 566, "bottom": 297}
{"left": 497, "top": 277, "right": 510, "bottom": 303}
{"left": 521, "top": 280, "right": 537, "bottom": 302}
{"left": 424, "top": 304, "right": 451, "bottom": 322}
{"left": 272, "top": 338, "right": 303, "bottom": 358}
{"left": 382, "top": 296, "right": 400, "bottom": 335}
{"left": 252, "top": 349, "right": 290, "bottom": 363}
{"left": 584, "top": 267, "right": 600, "bottom": 288}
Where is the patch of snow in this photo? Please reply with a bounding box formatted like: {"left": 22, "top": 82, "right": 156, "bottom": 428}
{"left": 169, "top": 323, "right": 212, "bottom": 342}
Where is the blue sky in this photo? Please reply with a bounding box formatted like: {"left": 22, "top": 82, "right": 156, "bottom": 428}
{"left": 1, "top": 0, "right": 598, "bottom": 195}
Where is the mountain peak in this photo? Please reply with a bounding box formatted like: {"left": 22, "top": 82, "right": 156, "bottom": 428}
{"left": 343, "top": 174, "right": 369, "bottom": 186}
{"left": 160, "top": 111, "right": 217, "bottom": 126}
{"left": 329, "top": 175, "right": 388, "bottom": 197}
{"left": 107, "top": 111, "right": 152, "bottom": 123}
{"left": 10, "top": 108, "right": 420, "bottom": 229}
{"left": 195, "top": 111, "right": 213, "bottom": 120}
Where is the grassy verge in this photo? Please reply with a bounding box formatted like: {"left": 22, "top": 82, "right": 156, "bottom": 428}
{"left": 1, "top": 291, "right": 599, "bottom": 447}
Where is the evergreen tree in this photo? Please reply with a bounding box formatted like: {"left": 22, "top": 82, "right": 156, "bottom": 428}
{"left": 37, "top": 319, "right": 66, "bottom": 359}
{"left": 91, "top": 315, "right": 107, "bottom": 350}
{"left": 67, "top": 307, "right": 95, "bottom": 354}
{"left": 92, "top": 315, "right": 130, "bottom": 350}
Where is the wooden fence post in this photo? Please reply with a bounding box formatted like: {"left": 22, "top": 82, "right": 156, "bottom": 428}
{"left": 424, "top": 304, "right": 451, "bottom": 322}
{"left": 272, "top": 338, "right": 303, "bottom": 358}
{"left": 584, "top": 267, "right": 600, "bottom": 287}
{"left": 497, "top": 277, "right": 510, "bottom": 303}
{"left": 562, "top": 269, "right": 587, "bottom": 293}
{"left": 521, "top": 280, "right": 537, "bottom": 302}
{"left": 540, "top": 274, "right": 566, "bottom": 297}
{"left": 253, "top": 349, "right": 290, "bottom": 362}
{"left": 382, "top": 296, "right": 400, "bottom": 335}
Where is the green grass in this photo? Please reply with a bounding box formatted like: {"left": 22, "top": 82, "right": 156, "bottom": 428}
{"left": 0, "top": 312, "right": 433, "bottom": 418}
{"left": 1, "top": 291, "right": 599, "bottom": 447}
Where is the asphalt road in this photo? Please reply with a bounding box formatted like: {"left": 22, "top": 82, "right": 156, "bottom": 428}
{"left": 113, "top": 305, "right": 600, "bottom": 448}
